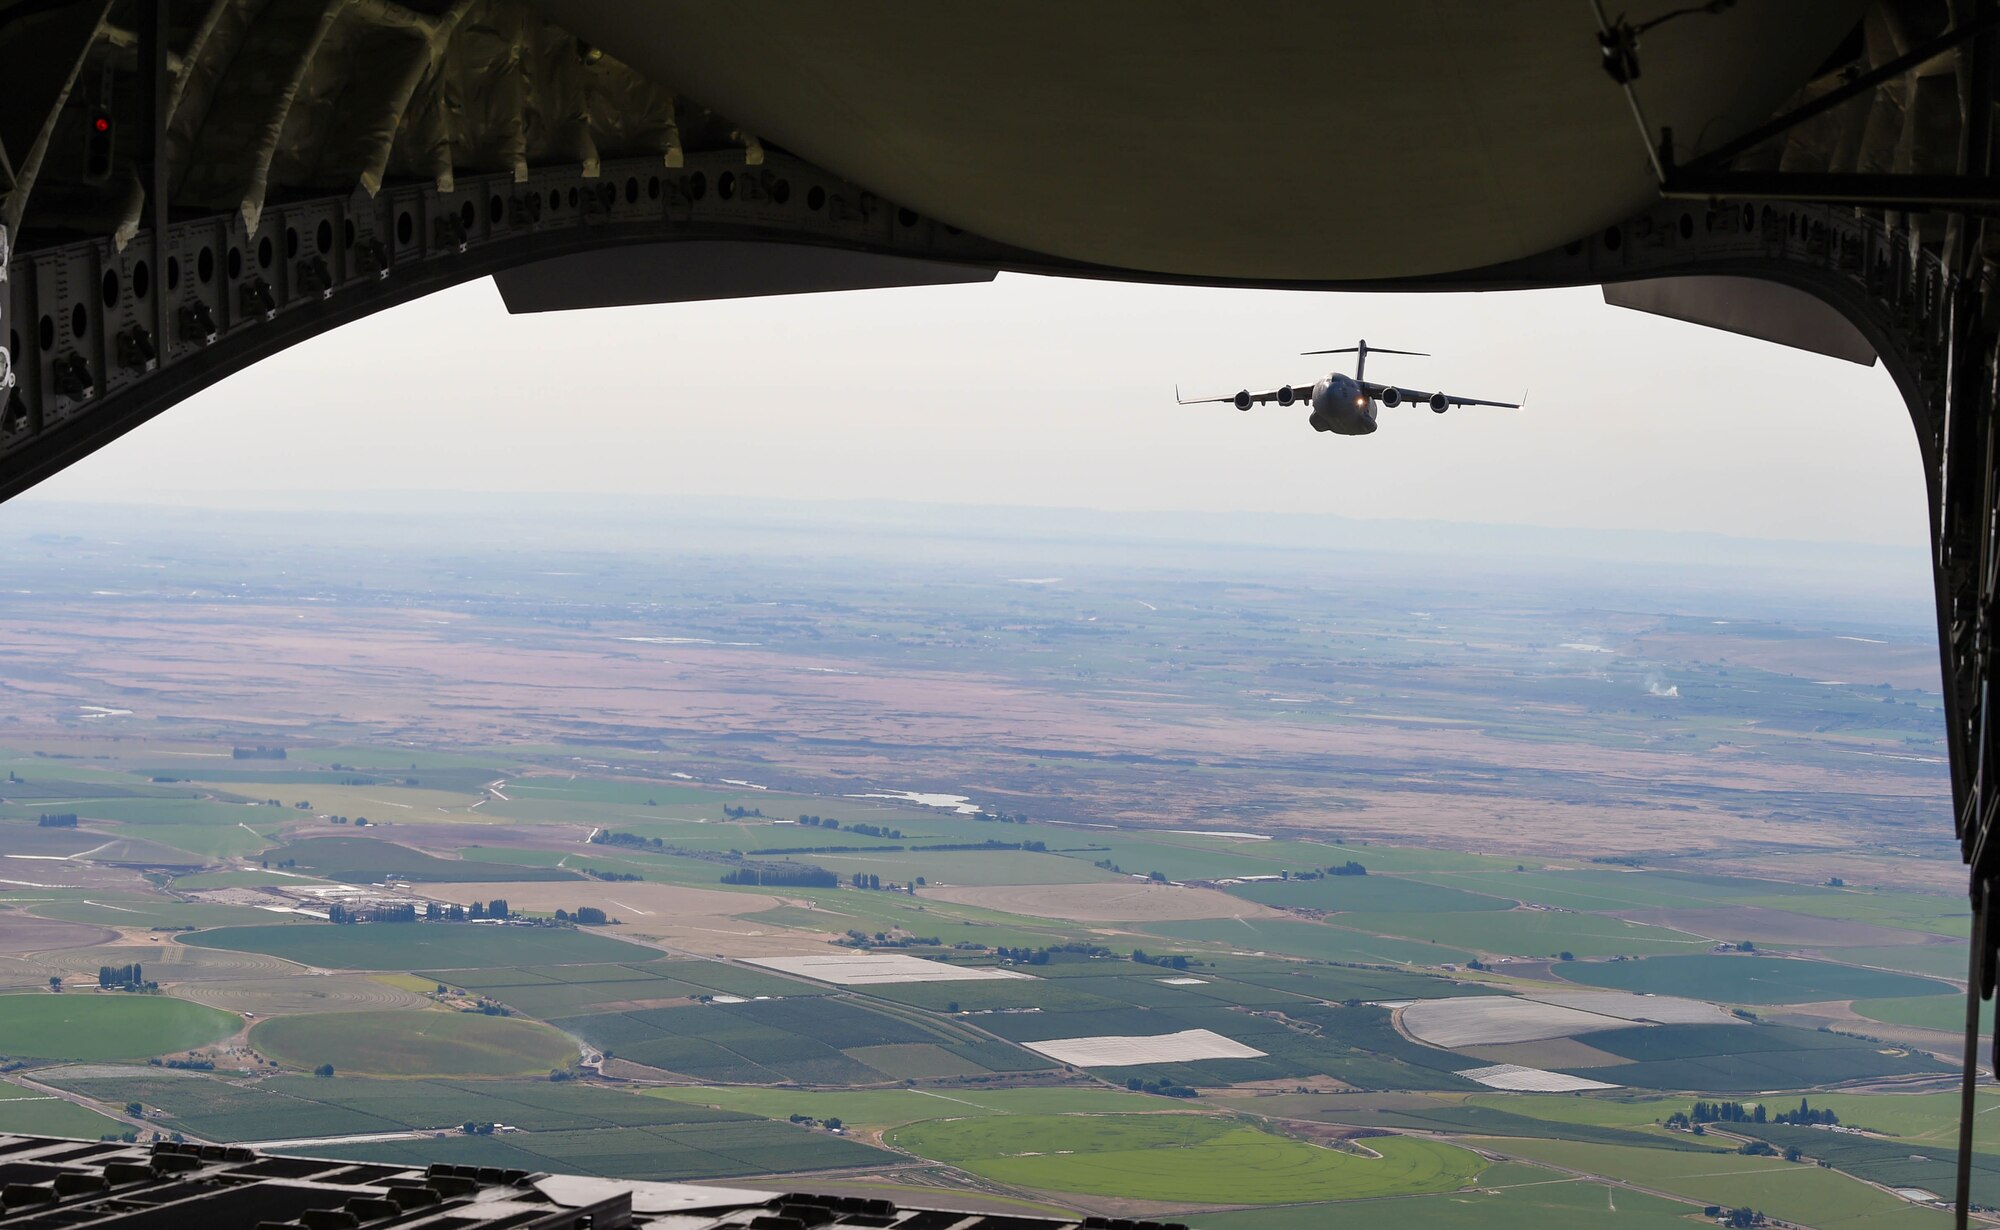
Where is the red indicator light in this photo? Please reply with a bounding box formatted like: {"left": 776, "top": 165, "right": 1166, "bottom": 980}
{"left": 92, "top": 115, "right": 110, "bottom": 133}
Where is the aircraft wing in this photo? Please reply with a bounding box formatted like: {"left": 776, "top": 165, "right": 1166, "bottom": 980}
{"left": 1361, "top": 381, "right": 1522, "bottom": 409}
{"left": 1175, "top": 383, "right": 1318, "bottom": 407}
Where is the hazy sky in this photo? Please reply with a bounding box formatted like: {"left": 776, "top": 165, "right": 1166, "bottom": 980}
{"left": 19, "top": 271, "right": 1928, "bottom": 548}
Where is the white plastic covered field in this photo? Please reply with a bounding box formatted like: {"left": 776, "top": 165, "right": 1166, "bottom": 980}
{"left": 1456, "top": 1063, "right": 1621, "bottom": 1092}
{"left": 1021, "top": 1028, "right": 1267, "bottom": 1067}
{"left": 742, "top": 953, "right": 1037, "bottom": 985}
{"left": 1402, "top": 990, "right": 1743, "bottom": 1047}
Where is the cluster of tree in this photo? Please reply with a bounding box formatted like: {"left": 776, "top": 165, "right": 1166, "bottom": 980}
{"left": 36, "top": 813, "right": 78, "bottom": 828}
{"left": 722, "top": 804, "right": 765, "bottom": 819}
{"left": 461, "top": 1122, "right": 499, "bottom": 1135}
{"left": 850, "top": 873, "right": 883, "bottom": 889}
{"left": 1130, "top": 950, "right": 1193, "bottom": 970}
{"left": 592, "top": 830, "right": 665, "bottom": 850}
{"left": 327, "top": 902, "right": 418, "bottom": 925}
{"left": 994, "top": 942, "right": 1113, "bottom": 965}
{"left": 720, "top": 861, "right": 838, "bottom": 888}
{"left": 427, "top": 902, "right": 467, "bottom": 921}
{"left": 470, "top": 899, "right": 510, "bottom": 919}
{"left": 97, "top": 962, "right": 153, "bottom": 990}
{"left": 313, "top": 1063, "right": 335, "bottom": 1077}
{"left": 837, "top": 929, "right": 942, "bottom": 950}
{"left": 1738, "top": 1140, "right": 1777, "bottom": 1156}
{"left": 975, "top": 810, "right": 1029, "bottom": 824}
{"left": 148, "top": 1057, "right": 214, "bottom": 1070}
{"left": 1716, "top": 941, "right": 1758, "bottom": 953}
{"left": 1147, "top": 871, "right": 1169, "bottom": 882}
{"left": 462, "top": 1000, "right": 511, "bottom": 1016}
{"left": 1716, "top": 1209, "right": 1766, "bottom": 1228}
{"left": 233, "top": 746, "right": 287, "bottom": 760}
{"left": 846, "top": 823, "right": 902, "bottom": 839}
{"left": 1774, "top": 1098, "right": 1839, "bottom": 1126}
{"left": 797, "top": 814, "right": 835, "bottom": 827}
{"left": 1826, "top": 876, "right": 1847, "bottom": 887}
{"left": 1692, "top": 1100, "right": 1767, "bottom": 1124}
{"left": 553, "top": 906, "right": 609, "bottom": 926}
{"left": 1326, "top": 861, "right": 1368, "bottom": 876}
{"left": 1124, "top": 1076, "right": 1198, "bottom": 1098}
{"left": 787, "top": 1113, "right": 844, "bottom": 1130}
{"left": 1465, "top": 958, "right": 1488, "bottom": 971}
{"left": 581, "top": 867, "right": 642, "bottom": 882}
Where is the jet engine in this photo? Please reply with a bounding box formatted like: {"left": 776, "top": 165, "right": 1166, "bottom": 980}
{"left": 1277, "top": 385, "right": 1295, "bottom": 406}
{"left": 1430, "top": 392, "right": 1450, "bottom": 413}
{"left": 1232, "top": 390, "right": 1252, "bottom": 411}
{"left": 1379, "top": 386, "right": 1402, "bottom": 407}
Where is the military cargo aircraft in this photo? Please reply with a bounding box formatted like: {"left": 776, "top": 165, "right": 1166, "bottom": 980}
{"left": 1178, "top": 340, "right": 1522, "bottom": 435}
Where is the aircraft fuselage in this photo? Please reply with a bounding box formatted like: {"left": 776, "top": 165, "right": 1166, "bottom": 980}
{"left": 1309, "top": 373, "right": 1376, "bottom": 435}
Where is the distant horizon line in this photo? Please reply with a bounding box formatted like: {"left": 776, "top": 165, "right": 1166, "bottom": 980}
{"left": 6, "top": 488, "right": 1931, "bottom": 556}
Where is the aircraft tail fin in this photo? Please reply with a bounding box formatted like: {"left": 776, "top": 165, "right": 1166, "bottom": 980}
{"left": 1301, "top": 344, "right": 1428, "bottom": 356}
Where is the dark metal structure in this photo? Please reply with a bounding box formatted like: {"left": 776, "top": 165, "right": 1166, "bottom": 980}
{"left": 4, "top": 0, "right": 2000, "bottom": 1223}
{"left": 0, "top": 1134, "right": 1137, "bottom": 1230}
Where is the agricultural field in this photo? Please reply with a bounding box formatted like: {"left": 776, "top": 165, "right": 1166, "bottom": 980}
{"left": 183, "top": 923, "right": 658, "bottom": 970}
{"left": 0, "top": 514, "right": 1981, "bottom": 1222}
{"left": 889, "top": 1112, "right": 1488, "bottom": 1203}
{"left": 0, "top": 993, "right": 241, "bottom": 1062}
{"left": 1557, "top": 955, "right": 1957, "bottom": 1004}
{"left": 250, "top": 1009, "right": 577, "bottom": 1076}
{"left": 1469, "top": 1136, "right": 1952, "bottom": 1230}
{"left": 1194, "top": 1173, "right": 1702, "bottom": 1230}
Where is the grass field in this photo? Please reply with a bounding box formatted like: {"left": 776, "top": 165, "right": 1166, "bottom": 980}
{"left": 1194, "top": 1174, "right": 1699, "bottom": 1230}
{"left": 250, "top": 1009, "right": 576, "bottom": 1076}
{"left": 184, "top": 923, "right": 656, "bottom": 970}
{"left": 1819, "top": 946, "right": 1970, "bottom": 981}
{"left": 1223, "top": 876, "right": 1512, "bottom": 914}
{"left": 265, "top": 837, "right": 581, "bottom": 883}
{"left": 1468, "top": 1136, "right": 1952, "bottom": 1230}
{"left": 0, "top": 993, "right": 240, "bottom": 1061}
{"left": 0, "top": 1094, "right": 126, "bottom": 1138}
{"left": 889, "top": 1113, "right": 1486, "bottom": 1203}
{"left": 1558, "top": 955, "right": 1956, "bottom": 1003}
{"left": 646, "top": 1084, "right": 1181, "bottom": 1129}
{"left": 1327, "top": 910, "right": 1711, "bottom": 958}
{"left": 1141, "top": 917, "right": 1477, "bottom": 966}
{"left": 1852, "top": 993, "right": 1992, "bottom": 1033}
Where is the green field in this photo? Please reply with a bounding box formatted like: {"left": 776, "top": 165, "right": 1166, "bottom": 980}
{"left": 1557, "top": 1022, "right": 1952, "bottom": 1090}
{"left": 0, "top": 993, "right": 240, "bottom": 1062}
{"left": 250, "top": 1009, "right": 576, "bottom": 1076}
{"left": 1852, "top": 993, "right": 1991, "bottom": 1033}
{"left": 1819, "top": 946, "right": 1970, "bottom": 981}
{"left": 1224, "top": 875, "right": 1512, "bottom": 914}
{"left": 0, "top": 1095, "right": 126, "bottom": 1139}
{"left": 1558, "top": 955, "right": 1956, "bottom": 1003}
{"left": 1469, "top": 1136, "right": 1950, "bottom": 1230}
{"left": 890, "top": 1113, "right": 1486, "bottom": 1203}
{"left": 1142, "top": 917, "right": 1477, "bottom": 965}
{"left": 1194, "top": 1174, "right": 1699, "bottom": 1230}
{"left": 184, "top": 923, "right": 656, "bottom": 970}
{"left": 646, "top": 1084, "right": 1179, "bottom": 1129}
{"left": 1327, "top": 909, "right": 1711, "bottom": 958}
{"left": 263, "top": 837, "right": 581, "bottom": 883}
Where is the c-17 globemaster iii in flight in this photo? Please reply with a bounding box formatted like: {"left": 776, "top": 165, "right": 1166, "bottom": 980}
{"left": 1177, "top": 339, "right": 1523, "bottom": 435}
